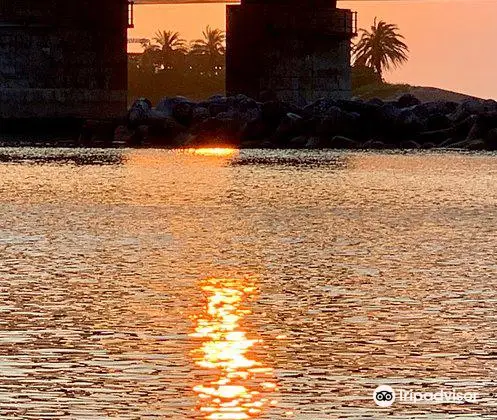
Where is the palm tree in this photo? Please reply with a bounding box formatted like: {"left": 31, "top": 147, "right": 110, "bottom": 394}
{"left": 353, "top": 18, "right": 409, "bottom": 81}
{"left": 153, "top": 30, "right": 187, "bottom": 53}
{"left": 190, "top": 26, "right": 226, "bottom": 57}
{"left": 140, "top": 44, "right": 163, "bottom": 73}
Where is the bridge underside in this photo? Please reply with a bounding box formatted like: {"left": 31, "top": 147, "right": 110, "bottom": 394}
{"left": 134, "top": 0, "right": 238, "bottom": 3}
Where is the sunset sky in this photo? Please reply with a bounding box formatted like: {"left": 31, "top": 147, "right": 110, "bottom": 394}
{"left": 129, "top": 1, "right": 497, "bottom": 99}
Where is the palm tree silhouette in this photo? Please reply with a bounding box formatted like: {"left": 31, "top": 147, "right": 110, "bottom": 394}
{"left": 140, "top": 43, "right": 163, "bottom": 73}
{"left": 153, "top": 30, "right": 187, "bottom": 53}
{"left": 353, "top": 18, "right": 409, "bottom": 81}
{"left": 190, "top": 26, "right": 226, "bottom": 57}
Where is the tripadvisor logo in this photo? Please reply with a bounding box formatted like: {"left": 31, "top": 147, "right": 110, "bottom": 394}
{"left": 373, "top": 385, "right": 478, "bottom": 407}
{"left": 373, "top": 385, "right": 395, "bottom": 407}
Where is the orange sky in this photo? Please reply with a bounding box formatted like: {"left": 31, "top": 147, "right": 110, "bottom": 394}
{"left": 129, "top": 1, "right": 497, "bottom": 99}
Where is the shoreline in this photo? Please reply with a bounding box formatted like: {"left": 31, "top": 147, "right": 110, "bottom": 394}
{"left": 1, "top": 92, "right": 497, "bottom": 151}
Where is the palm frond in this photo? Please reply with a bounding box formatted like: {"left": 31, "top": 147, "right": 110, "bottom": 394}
{"left": 352, "top": 18, "right": 409, "bottom": 79}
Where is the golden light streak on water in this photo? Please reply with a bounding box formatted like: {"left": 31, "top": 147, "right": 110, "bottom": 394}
{"left": 191, "top": 278, "right": 277, "bottom": 419}
{"left": 182, "top": 148, "right": 238, "bottom": 157}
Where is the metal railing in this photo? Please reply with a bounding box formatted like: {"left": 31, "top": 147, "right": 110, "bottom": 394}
{"left": 128, "top": 1, "right": 135, "bottom": 28}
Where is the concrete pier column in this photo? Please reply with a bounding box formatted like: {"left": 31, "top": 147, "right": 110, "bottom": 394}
{"left": 0, "top": 0, "right": 128, "bottom": 119}
{"left": 226, "top": 0, "right": 356, "bottom": 105}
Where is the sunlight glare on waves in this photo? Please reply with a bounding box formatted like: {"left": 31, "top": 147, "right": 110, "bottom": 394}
{"left": 182, "top": 148, "right": 238, "bottom": 157}
{"left": 191, "top": 277, "right": 277, "bottom": 419}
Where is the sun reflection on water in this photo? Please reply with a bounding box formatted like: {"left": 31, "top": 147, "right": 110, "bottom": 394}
{"left": 191, "top": 278, "right": 277, "bottom": 419}
{"left": 182, "top": 148, "right": 238, "bottom": 157}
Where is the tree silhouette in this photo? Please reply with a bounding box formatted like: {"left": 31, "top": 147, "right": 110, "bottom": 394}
{"left": 191, "top": 26, "right": 226, "bottom": 57}
{"left": 189, "top": 26, "right": 226, "bottom": 76}
{"left": 140, "top": 44, "right": 163, "bottom": 73}
{"left": 128, "top": 26, "right": 226, "bottom": 102}
{"left": 153, "top": 30, "right": 187, "bottom": 53}
{"left": 353, "top": 18, "right": 409, "bottom": 81}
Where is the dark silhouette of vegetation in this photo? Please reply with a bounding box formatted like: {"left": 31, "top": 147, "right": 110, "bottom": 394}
{"left": 153, "top": 30, "right": 187, "bottom": 53}
{"left": 128, "top": 27, "right": 226, "bottom": 104}
{"left": 128, "top": 21, "right": 409, "bottom": 104}
{"left": 351, "top": 64, "right": 382, "bottom": 91}
{"left": 191, "top": 26, "right": 226, "bottom": 57}
{"left": 353, "top": 18, "right": 409, "bottom": 81}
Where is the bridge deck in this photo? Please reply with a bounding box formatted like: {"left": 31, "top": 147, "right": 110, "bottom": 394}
{"left": 134, "top": 1, "right": 354, "bottom": 5}
{"left": 134, "top": 0, "right": 239, "bottom": 4}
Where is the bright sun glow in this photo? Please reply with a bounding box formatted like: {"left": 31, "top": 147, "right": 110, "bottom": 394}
{"left": 182, "top": 148, "right": 238, "bottom": 157}
{"left": 191, "top": 278, "right": 277, "bottom": 419}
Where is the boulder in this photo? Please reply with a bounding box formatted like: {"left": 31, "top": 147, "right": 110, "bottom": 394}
{"left": 261, "top": 140, "right": 277, "bottom": 149}
{"left": 329, "top": 135, "right": 358, "bottom": 149}
{"left": 208, "top": 94, "right": 227, "bottom": 102}
{"left": 144, "top": 111, "right": 176, "bottom": 141}
{"left": 193, "top": 116, "right": 240, "bottom": 146}
{"left": 366, "top": 98, "right": 384, "bottom": 107}
{"left": 147, "top": 109, "right": 170, "bottom": 123}
{"left": 79, "top": 119, "right": 115, "bottom": 146}
{"left": 288, "top": 136, "right": 309, "bottom": 149}
{"left": 438, "top": 137, "right": 457, "bottom": 148}
{"left": 148, "top": 117, "right": 187, "bottom": 146}
{"left": 465, "top": 113, "right": 497, "bottom": 142}
{"left": 239, "top": 108, "right": 261, "bottom": 123}
{"left": 397, "top": 93, "right": 421, "bottom": 108}
{"left": 461, "top": 99, "right": 491, "bottom": 115}
{"left": 336, "top": 99, "right": 380, "bottom": 116}
{"left": 420, "top": 142, "right": 436, "bottom": 149}
{"left": 114, "top": 125, "right": 135, "bottom": 145}
{"left": 193, "top": 116, "right": 224, "bottom": 137}
{"left": 452, "top": 115, "right": 478, "bottom": 138}
{"left": 192, "top": 106, "right": 210, "bottom": 124}
{"left": 400, "top": 140, "right": 421, "bottom": 149}
{"left": 316, "top": 107, "right": 358, "bottom": 138}
{"left": 361, "top": 140, "right": 388, "bottom": 149}
{"left": 128, "top": 98, "right": 152, "bottom": 127}
{"left": 445, "top": 138, "right": 486, "bottom": 150}
{"left": 274, "top": 113, "right": 305, "bottom": 144}
{"left": 233, "top": 95, "right": 259, "bottom": 112}
{"left": 303, "top": 98, "right": 338, "bottom": 117}
{"left": 239, "top": 118, "right": 271, "bottom": 142}
{"left": 445, "top": 139, "right": 470, "bottom": 149}
{"left": 466, "top": 122, "right": 483, "bottom": 142}
{"left": 448, "top": 99, "right": 497, "bottom": 123}
{"left": 395, "top": 108, "right": 424, "bottom": 140}
{"left": 172, "top": 101, "right": 193, "bottom": 126}
{"left": 208, "top": 102, "right": 230, "bottom": 117}
{"left": 155, "top": 96, "right": 190, "bottom": 116}
{"left": 484, "top": 128, "right": 497, "bottom": 150}
{"left": 417, "top": 128, "right": 454, "bottom": 145}
{"left": 216, "top": 110, "right": 239, "bottom": 122}
{"left": 132, "top": 125, "right": 148, "bottom": 147}
{"left": 372, "top": 103, "right": 403, "bottom": 139}
{"left": 347, "top": 102, "right": 385, "bottom": 138}
{"left": 261, "top": 100, "right": 290, "bottom": 127}
{"left": 305, "top": 137, "right": 322, "bottom": 149}
{"left": 413, "top": 101, "right": 458, "bottom": 119}
{"left": 259, "top": 90, "right": 278, "bottom": 103}
{"left": 425, "top": 113, "right": 452, "bottom": 131}
{"left": 466, "top": 139, "right": 486, "bottom": 151}
{"left": 240, "top": 139, "right": 265, "bottom": 148}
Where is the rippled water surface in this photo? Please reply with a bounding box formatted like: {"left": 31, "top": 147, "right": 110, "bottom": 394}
{"left": 1, "top": 148, "right": 497, "bottom": 419}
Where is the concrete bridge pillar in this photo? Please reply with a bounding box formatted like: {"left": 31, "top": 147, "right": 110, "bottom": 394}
{"left": 0, "top": 1, "right": 128, "bottom": 119}
{"left": 226, "top": 0, "right": 357, "bottom": 105}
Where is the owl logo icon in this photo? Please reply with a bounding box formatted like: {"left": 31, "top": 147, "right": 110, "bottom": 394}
{"left": 373, "top": 385, "right": 396, "bottom": 407}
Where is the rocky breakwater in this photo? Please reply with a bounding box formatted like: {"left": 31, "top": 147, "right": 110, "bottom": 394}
{"left": 114, "top": 94, "right": 497, "bottom": 150}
